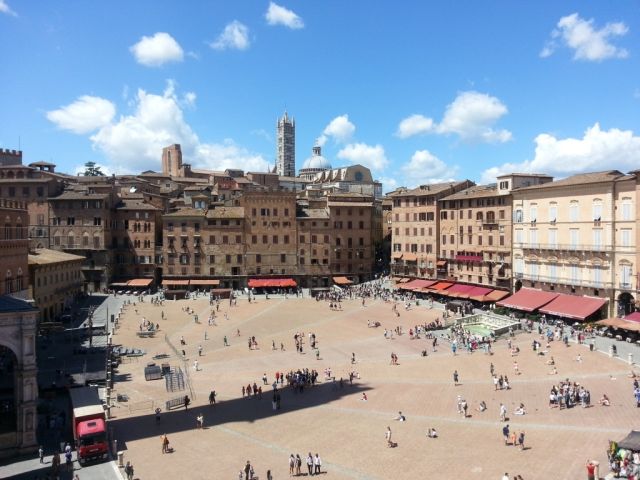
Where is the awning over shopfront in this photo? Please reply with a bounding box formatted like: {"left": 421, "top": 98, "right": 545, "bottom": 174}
{"left": 538, "top": 294, "right": 607, "bottom": 320}
{"left": 190, "top": 279, "right": 221, "bottom": 286}
{"left": 624, "top": 311, "right": 640, "bottom": 322}
{"left": 442, "top": 283, "right": 477, "bottom": 298}
{"left": 436, "top": 260, "right": 447, "bottom": 267}
{"left": 399, "top": 279, "right": 436, "bottom": 290}
{"left": 248, "top": 278, "right": 297, "bottom": 288}
{"left": 109, "top": 282, "right": 129, "bottom": 287}
{"left": 596, "top": 318, "right": 640, "bottom": 332}
{"left": 333, "top": 276, "right": 353, "bottom": 285}
{"left": 466, "top": 286, "right": 494, "bottom": 301}
{"left": 127, "top": 278, "right": 153, "bottom": 287}
{"left": 162, "top": 279, "right": 189, "bottom": 286}
{"left": 392, "top": 253, "right": 403, "bottom": 260}
{"left": 403, "top": 253, "right": 418, "bottom": 262}
{"left": 473, "top": 289, "right": 510, "bottom": 303}
{"left": 496, "top": 288, "right": 558, "bottom": 312}
{"left": 428, "top": 281, "right": 454, "bottom": 291}
{"left": 398, "top": 278, "right": 411, "bottom": 283}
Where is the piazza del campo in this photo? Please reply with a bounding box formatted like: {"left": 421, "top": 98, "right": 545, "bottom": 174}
{"left": 1, "top": 3, "right": 640, "bottom": 480}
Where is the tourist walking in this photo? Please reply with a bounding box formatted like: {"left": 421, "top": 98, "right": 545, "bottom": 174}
{"left": 306, "top": 452, "right": 314, "bottom": 475}
{"left": 386, "top": 426, "right": 393, "bottom": 447}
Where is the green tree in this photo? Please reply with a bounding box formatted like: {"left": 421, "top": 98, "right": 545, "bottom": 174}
{"left": 83, "top": 161, "right": 105, "bottom": 176}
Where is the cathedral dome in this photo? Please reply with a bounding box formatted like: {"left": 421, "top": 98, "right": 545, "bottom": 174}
{"left": 301, "top": 146, "right": 331, "bottom": 171}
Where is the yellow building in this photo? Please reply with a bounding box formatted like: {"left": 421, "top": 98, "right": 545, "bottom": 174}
{"left": 28, "top": 248, "right": 84, "bottom": 322}
{"left": 511, "top": 170, "right": 637, "bottom": 317}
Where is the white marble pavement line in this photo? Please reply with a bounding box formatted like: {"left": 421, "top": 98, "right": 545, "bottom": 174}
{"left": 317, "top": 404, "right": 631, "bottom": 435}
{"left": 216, "top": 424, "right": 380, "bottom": 480}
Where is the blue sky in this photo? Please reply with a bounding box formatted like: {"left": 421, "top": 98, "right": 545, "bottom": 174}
{"left": 1, "top": 1, "right": 639, "bottom": 192}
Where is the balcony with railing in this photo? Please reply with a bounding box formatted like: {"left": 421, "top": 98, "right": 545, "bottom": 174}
{"left": 516, "top": 271, "right": 613, "bottom": 289}
{"left": 514, "top": 242, "right": 612, "bottom": 253}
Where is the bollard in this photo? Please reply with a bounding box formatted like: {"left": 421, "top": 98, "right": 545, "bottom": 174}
{"left": 629, "top": 353, "right": 634, "bottom": 365}
{"left": 117, "top": 451, "right": 124, "bottom": 467}
{"left": 113, "top": 439, "right": 117, "bottom": 455}
{"left": 609, "top": 345, "right": 614, "bottom": 358}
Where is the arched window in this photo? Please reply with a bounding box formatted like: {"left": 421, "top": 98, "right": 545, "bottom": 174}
{"left": 5, "top": 269, "right": 12, "bottom": 294}
{"left": 16, "top": 268, "right": 23, "bottom": 291}
{"left": 514, "top": 209, "right": 523, "bottom": 223}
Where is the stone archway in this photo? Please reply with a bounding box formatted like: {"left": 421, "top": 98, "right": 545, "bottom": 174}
{"left": 514, "top": 280, "right": 523, "bottom": 292}
{"left": 0, "top": 302, "right": 38, "bottom": 458}
{"left": 617, "top": 292, "right": 635, "bottom": 317}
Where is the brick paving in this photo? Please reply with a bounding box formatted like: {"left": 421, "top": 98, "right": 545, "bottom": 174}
{"left": 107, "top": 293, "right": 638, "bottom": 480}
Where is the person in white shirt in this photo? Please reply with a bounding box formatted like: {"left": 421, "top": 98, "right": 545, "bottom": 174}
{"left": 314, "top": 454, "right": 322, "bottom": 474}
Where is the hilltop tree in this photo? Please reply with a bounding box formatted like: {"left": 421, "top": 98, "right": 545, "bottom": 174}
{"left": 83, "top": 161, "right": 105, "bottom": 176}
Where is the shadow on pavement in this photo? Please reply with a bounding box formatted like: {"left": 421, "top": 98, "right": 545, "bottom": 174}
{"left": 109, "top": 380, "right": 371, "bottom": 449}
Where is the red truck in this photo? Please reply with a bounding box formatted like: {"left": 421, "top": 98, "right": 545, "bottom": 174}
{"left": 69, "top": 387, "right": 109, "bottom": 464}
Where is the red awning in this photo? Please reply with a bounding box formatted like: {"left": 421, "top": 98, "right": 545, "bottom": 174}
{"left": 127, "top": 278, "right": 153, "bottom": 287}
{"left": 624, "top": 311, "right": 640, "bottom": 323}
{"left": 399, "top": 279, "right": 436, "bottom": 290}
{"left": 429, "top": 281, "right": 454, "bottom": 291}
{"left": 473, "top": 289, "right": 510, "bottom": 302}
{"left": 597, "top": 318, "right": 640, "bottom": 332}
{"left": 248, "top": 278, "right": 297, "bottom": 288}
{"left": 442, "top": 283, "right": 477, "bottom": 298}
{"left": 190, "top": 279, "right": 220, "bottom": 286}
{"left": 538, "top": 294, "right": 607, "bottom": 320}
{"left": 466, "top": 286, "right": 494, "bottom": 301}
{"left": 496, "top": 288, "right": 558, "bottom": 312}
{"left": 162, "top": 279, "right": 189, "bottom": 286}
{"left": 333, "top": 276, "right": 353, "bottom": 285}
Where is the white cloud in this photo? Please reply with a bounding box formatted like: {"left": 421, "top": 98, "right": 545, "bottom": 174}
{"left": 130, "top": 32, "right": 184, "bottom": 67}
{"left": 396, "top": 91, "right": 511, "bottom": 143}
{"left": 0, "top": 0, "right": 17, "bottom": 16}
{"left": 401, "top": 150, "right": 459, "bottom": 186}
{"left": 438, "top": 91, "right": 512, "bottom": 142}
{"left": 195, "top": 140, "right": 270, "bottom": 173}
{"left": 481, "top": 123, "right": 640, "bottom": 183}
{"left": 379, "top": 176, "right": 399, "bottom": 194}
{"left": 540, "top": 13, "right": 629, "bottom": 61}
{"left": 47, "top": 96, "right": 116, "bottom": 134}
{"left": 317, "top": 114, "right": 356, "bottom": 146}
{"left": 211, "top": 21, "right": 250, "bottom": 51}
{"left": 396, "top": 114, "right": 434, "bottom": 138}
{"left": 47, "top": 82, "right": 269, "bottom": 174}
{"left": 337, "top": 143, "right": 388, "bottom": 171}
{"left": 183, "top": 92, "right": 197, "bottom": 107}
{"left": 265, "top": 2, "right": 304, "bottom": 29}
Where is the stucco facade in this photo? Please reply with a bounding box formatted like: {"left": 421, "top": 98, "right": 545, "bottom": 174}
{"left": 511, "top": 170, "right": 637, "bottom": 317}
